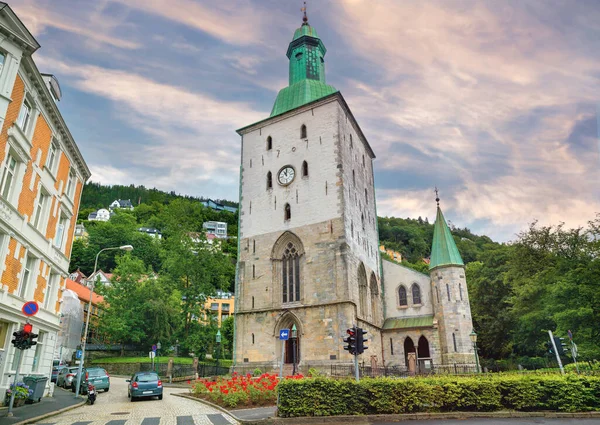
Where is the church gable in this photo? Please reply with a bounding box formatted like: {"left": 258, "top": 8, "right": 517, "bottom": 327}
{"left": 382, "top": 259, "right": 433, "bottom": 321}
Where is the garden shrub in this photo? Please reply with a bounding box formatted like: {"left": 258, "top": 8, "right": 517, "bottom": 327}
{"left": 277, "top": 374, "right": 600, "bottom": 417}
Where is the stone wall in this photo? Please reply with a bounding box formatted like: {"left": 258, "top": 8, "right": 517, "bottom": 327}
{"left": 382, "top": 260, "right": 432, "bottom": 319}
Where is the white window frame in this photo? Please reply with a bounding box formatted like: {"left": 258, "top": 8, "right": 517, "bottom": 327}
{"left": 19, "top": 254, "right": 37, "bottom": 299}
{"left": 46, "top": 139, "right": 59, "bottom": 176}
{"left": 32, "top": 330, "right": 45, "bottom": 372}
{"left": 66, "top": 169, "right": 76, "bottom": 199}
{"left": 16, "top": 97, "right": 32, "bottom": 132}
{"left": 0, "top": 152, "right": 18, "bottom": 202}
{"left": 0, "top": 51, "right": 6, "bottom": 77}
{"left": 44, "top": 272, "right": 58, "bottom": 310}
{"left": 32, "top": 188, "right": 50, "bottom": 231}
{"left": 54, "top": 213, "right": 69, "bottom": 250}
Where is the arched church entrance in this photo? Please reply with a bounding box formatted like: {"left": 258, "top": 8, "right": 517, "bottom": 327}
{"left": 284, "top": 326, "right": 300, "bottom": 364}
{"left": 418, "top": 336, "right": 430, "bottom": 358}
{"left": 404, "top": 337, "right": 416, "bottom": 368}
{"left": 275, "top": 312, "right": 301, "bottom": 365}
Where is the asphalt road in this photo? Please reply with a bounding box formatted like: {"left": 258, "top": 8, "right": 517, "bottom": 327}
{"left": 36, "top": 376, "right": 238, "bottom": 425}
{"left": 372, "top": 420, "right": 600, "bottom": 425}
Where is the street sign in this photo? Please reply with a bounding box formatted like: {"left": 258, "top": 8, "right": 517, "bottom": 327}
{"left": 279, "top": 329, "right": 289, "bottom": 340}
{"left": 76, "top": 350, "right": 82, "bottom": 359}
{"left": 149, "top": 351, "right": 155, "bottom": 359}
{"left": 152, "top": 344, "right": 157, "bottom": 352}
{"left": 571, "top": 342, "right": 578, "bottom": 358}
{"left": 21, "top": 301, "right": 39, "bottom": 317}
{"left": 568, "top": 329, "right": 573, "bottom": 341}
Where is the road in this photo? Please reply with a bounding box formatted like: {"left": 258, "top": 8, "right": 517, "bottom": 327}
{"left": 371, "top": 420, "right": 600, "bottom": 425}
{"left": 38, "top": 377, "right": 238, "bottom": 425}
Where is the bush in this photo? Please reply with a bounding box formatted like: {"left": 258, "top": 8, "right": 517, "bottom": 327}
{"left": 277, "top": 374, "right": 600, "bottom": 417}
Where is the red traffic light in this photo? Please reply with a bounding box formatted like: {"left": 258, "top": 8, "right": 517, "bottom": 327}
{"left": 23, "top": 323, "right": 33, "bottom": 333}
{"left": 347, "top": 328, "right": 356, "bottom": 336}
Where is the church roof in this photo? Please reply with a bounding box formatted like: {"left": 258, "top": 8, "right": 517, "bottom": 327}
{"left": 293, "top": 24, "right": 319, "bottom": 41}
{"left": 429, "top": 206, "right": 464, "bottom": 270}
{"left": 383, "top": 315, "right": 434, "bottom": 330}
{"left": 271, "top": 79, "right": 337, "bottom": 117}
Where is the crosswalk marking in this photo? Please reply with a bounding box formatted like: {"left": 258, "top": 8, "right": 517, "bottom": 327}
{"left": 36, "top": 413, "right": 234, "bottom": 424}
{"left": 140, "top": 418, "right": 161, "bottom": 425}
{"left": 207, "top": 413, "right": 231, "bottom": 425}
{"left": 105, "top": 420, "right": 127, "bottom": 425}
{"left": 175, "top": 415, "right": 195, "bottom": 425}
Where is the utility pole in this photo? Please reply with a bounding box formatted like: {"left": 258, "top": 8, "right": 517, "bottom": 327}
{"left": 548, "top": 330, "right": 565, "bottom": 375}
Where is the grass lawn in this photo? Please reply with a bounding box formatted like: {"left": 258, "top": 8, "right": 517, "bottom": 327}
{"left": 91, "top": 356, "right": 233, "bottom": 367}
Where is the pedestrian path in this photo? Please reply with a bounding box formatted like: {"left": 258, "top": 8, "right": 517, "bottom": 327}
{"left": 37, "top": 413, "right": 234, "bottom": 425}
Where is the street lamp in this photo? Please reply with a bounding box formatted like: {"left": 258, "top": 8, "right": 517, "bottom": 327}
{"left": 75, "top": 245, "right": 133, "bottom": 398}
{"left": 156, "top": 341, "right": 162, "bottom": 373}
{"left": 215, "top": 330, "right": 221, "bottom": 371}
{"left": 469, "top": 330, "right": 480, "bottom": 373}
{"left": 291, "top": 324, "right": 297, "bottom": 376}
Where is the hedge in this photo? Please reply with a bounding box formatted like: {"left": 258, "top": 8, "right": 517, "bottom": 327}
{"left": 277, "top": 374, "right": 600, "bottom": 417}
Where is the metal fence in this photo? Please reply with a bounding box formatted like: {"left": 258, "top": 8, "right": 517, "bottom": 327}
{"left": 139, "top": 362, "right": 229, "bottom": 380}
{"left": 330, "top": 363, "right": 479, "bottom": 378}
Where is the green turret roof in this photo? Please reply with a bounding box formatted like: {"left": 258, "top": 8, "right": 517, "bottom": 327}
{"left": 270, "top": 17, "right": 337, "bottom": 117}
{"left": 429, "top": 206, "right": 464, "bottom": 270}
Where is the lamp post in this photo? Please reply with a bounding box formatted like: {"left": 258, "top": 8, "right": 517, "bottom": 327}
{"left": 469, "top": 330, "right": 480, "bottom": 373}
{"left": 216, "top": 330, "right": 221, "bottom": 371}
{"left": 156, "top": 341, "right": 161, "bottom": 373}
{"left": 291, "top": 324, "right": 297, "bottom": 376}
{"left": 75, "top": 245, "right": 133, "bottom": 398}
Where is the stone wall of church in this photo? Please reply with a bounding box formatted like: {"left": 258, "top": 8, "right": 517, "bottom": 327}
{"left": 238, "top": 99, "right": 343, "bottom": 241}
{"left": 431, "top": 265, "right": 476, "bottom": 364}
{"left": 381, "top": 260, "right": 433, "bottom": 319}
{"left": 382, "top": 328, "right": 442, "bottom": 367}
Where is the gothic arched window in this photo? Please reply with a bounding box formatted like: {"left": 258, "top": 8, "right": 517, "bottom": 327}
{"left": 275, "top": 235, "right": 303, "bottom": 303}
{"left": 358, "top": 263, "right": 368, "bottom": 318}
{"left": 267, "top": 171, "right": 272, "bottom": 190}
{"left": 267, "top": 136, "right": 272, "bottom": 151}
{"left": 302, "top": 161, "right": 308, "bottom": 177}
{"left": 300, "top": 124, "right": 307, "bottom": 139}
{"left": 284, "top": 203, "right": 291, "bottom": 221}
{"left": 412, "top": 283, "right": 421, "bottom": 305}
{"left": 398, "top": 286, "right": 407, "bottom": 306}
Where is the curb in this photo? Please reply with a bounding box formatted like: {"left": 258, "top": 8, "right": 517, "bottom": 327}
{"left": 171, "top": 393, "right": 265, "bottom": 424}
{"left": 12, "top": 400, "right": 86, "bottom": 425}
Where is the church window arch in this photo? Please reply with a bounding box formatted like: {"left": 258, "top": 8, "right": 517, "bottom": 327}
{"left": 300, "top": 124, "right": 307, "bottom": 139}
{"left": 370, "top": 273, "right": 379, "bottom": 323}
{"left": 418, "top": 336, "right": 430, "bottom": 358}
{"left": 302, "top": 161, "right": 308, "bottom": 177}
{"left": 267, "top": 136, "right": 272, "bottom": 150}
{"left": 284, "top": 203, "right": 291, "bottom": 221}
{"left": 412, "top": 283, "right": 421, "bottom": 305}
{"left": 398, "top": 286, "right": 408, "bottom": 306}
{"left": 358, "top": 263, "right": 368, "bottom": 318}
{"left": 272, "top": 232, "right": 304, "bottom": 304}
{"left": 267, "top": 171, "right": 273, "bottom": 190}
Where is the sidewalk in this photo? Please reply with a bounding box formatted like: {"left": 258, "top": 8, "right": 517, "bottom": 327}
{"left": 0, "top": 386, "right": 85, "bottom": 425}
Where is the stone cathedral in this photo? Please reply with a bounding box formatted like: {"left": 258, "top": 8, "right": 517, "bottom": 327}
{"left": 233, "top": 12, "right": 475, "bottom": 372}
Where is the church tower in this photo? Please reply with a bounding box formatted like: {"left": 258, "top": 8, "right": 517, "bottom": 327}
{"left": 233, "top": 10, "right": 382, "bottom": 371}
{"left": 429, "top": 195, "right": 476, "bottom": 364}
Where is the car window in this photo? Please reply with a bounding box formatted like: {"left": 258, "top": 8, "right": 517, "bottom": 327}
{"left": 87, "top": 369, "right": 106, "bottom": 377}
{"left": 137, "top": 373, "right": 159, "bottom": 382}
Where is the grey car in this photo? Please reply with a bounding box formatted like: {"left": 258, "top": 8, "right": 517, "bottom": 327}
{"left": 56, "top": 366, "right": 79, "bottom": 388}
{"left": 127, "top": 372, "right": 163, "bottom": 401}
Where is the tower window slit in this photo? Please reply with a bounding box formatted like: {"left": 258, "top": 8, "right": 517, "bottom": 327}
{"left": 390, "top": 338, "right": 394, "bottom": 355}
{"left": 252, "top": 264, "right": 255, "bottom": 279}
{"left": 267, "top": 136, "right": 272, "bottom": 150}
{"left": 282, "top": 260, "right": 288, "bottom": 303}
{"left": 267, "top": 171, "right": 272, "bottom": 190}
{"left": 446, "top": 283, "right": 451, "bottom": 301}
{"left": 453, "top": 333, "right": 457, "bottom": 352}
{"left": 284, "top": 203, "right": 291, "bottom": 220}
{"left": 253, "top": 240, "right": 255, "bottom": 254}
{"left": 300, "top": 124, "right": 307, "bottom": 139}
{"left": 252, "top": 296, "right": 255, "bottom": 309}
{"left": 459, "top": 283, "right": 463, "bottom": 301}
{"left": 302, "top": 161, "right": 308, "bottom": 177}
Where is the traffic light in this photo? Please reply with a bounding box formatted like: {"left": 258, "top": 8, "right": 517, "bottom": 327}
{"left": 11, "top": 330, "right": 25, "bottom": 349}
{"left": 356, "top": 327, "right": 368, "bottom": 354}
{"left": 544, "top": 341, "right": 553, "bottom": 355}
{"left": 343, "top": 327, "right": 357, "bottom": 355}
{"left": 26, "top": 332, "right": 39, "bottom": 349}
{"left": 554, "top": 337, "right": 566, "bottom": 356}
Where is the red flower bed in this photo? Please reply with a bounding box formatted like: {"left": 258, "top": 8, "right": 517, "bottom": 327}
{"left": 190, "top": 372, "right": 303, "bottom": 408}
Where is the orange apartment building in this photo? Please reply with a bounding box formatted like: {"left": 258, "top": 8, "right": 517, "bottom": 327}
{"left": 0, "top": 3, "right": 90, "bottom": 400}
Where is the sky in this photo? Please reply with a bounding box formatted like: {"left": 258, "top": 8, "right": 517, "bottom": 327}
{"left": 12, "top": 0, "right": 600, "bottom": 242}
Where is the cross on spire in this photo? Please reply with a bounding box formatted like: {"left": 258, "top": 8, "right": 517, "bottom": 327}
{"left": 435, "top": 187, "right": 440, "bottom": 207}
{"left": 301, "top": 1, "right": 308, "bottom": 25}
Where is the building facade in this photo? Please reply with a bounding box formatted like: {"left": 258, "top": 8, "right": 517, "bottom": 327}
{"left": 203, "top": 291, "right": 234, "bottom": 327}
{"left": 203, "top": 221, "right": 227, "bottom": 239}
{"left": 0, "top": 3, "right": 90, "bottom": 400}
{"left": 233, "top": 13, "right": 474, "bottom": 372}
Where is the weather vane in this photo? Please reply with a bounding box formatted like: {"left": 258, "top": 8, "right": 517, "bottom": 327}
{"left": 301, "top": 1, "right": 308, "bottom": 25}
{"left": 435, "top": 187, "right": 440, "bottom": 207}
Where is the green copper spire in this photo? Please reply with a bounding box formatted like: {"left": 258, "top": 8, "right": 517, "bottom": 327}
{"left": 429, "top": 192, "right": 464, "bottom": 270}
{"left": 270, "top": 6, "right": 337, "bottom": 117}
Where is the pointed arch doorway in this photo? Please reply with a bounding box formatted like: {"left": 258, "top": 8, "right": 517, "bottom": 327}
{"left": 275, "top": 312, "right": 302, "bottom": 365}
{"left": 404, "top": 337, "right": 416, "bottom": 368}
{"left": 284, "top": 325, "right": 300, "bottom": 364}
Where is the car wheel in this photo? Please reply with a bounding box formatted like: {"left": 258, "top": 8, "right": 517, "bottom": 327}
{"left": 105, "top": 388, "right": 109, "bottom": 392}
{"left": 158, "top": 395, "right": 163, "bottom": 400}
{"left": 131, "top": 396, "right": 136, "bottom": 402}
{"left": 127, "top": 391, "right": 130, "bottom": 398}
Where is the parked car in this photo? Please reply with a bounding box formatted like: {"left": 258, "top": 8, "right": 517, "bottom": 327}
{"left": 51, "top": 360, "right": 66, "bottom": 383}
{"left": 72, "top": 367, "right": 110, "bottom": 394}
{"left": 127, "top": 372, "right": 163, "bottom": 401}
{"left": 57, "top": 366, "right": 79, "bottom": 388}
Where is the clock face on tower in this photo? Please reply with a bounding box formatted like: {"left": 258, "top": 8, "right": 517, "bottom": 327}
{"left": 278, "top": 166, "right": 295, "bottom": 186}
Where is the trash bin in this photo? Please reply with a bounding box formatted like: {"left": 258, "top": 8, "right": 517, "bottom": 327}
{"left": 23, "top": 376, "right": 48, "bottom": 403}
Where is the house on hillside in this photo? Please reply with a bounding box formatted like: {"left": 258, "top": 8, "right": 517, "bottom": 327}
{"left": 69, "top": 269, "right": 87, "bottom": 284}
{"left": 203, "top": 221, "right": 228, "bottom": 239}
{"left": 202, "top": 291, "right": 234, "bottom": 327}
{"left": 138, "top": 227, "right": 162, "bottom": 239}
{"left": 88, "top": 208, "right": 111, "bottom": 221}
{"left": 201, "top": 199, "right": 238, "bottom": 213}
{"left": 110, "top": 199, "right": 134, "bottom": 211}
{"left": 87, "top": 270, "right": 113, "bottom": 286}
{"left": 74, "top": 223, "right": 88, "bottom": 240}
